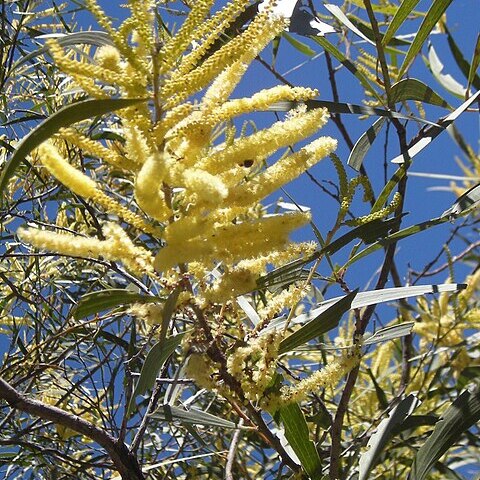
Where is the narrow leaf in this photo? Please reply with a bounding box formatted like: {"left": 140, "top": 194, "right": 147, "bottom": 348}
{"left": 0, "top": 98, "right": 145, "bottom": 197}
{"left": 382, "top": 0, "right": 421, "bottom": 47}
{"left": 428, "top": 44, "right": 466, "bottom": 98}
{"left": 348, "top": 117, "right": 386, "bottom": 171}
{"left": 279, "top": 403, "right": 323, "bottom": 479}
{"left": 359, "top": 395, "right": 421, "bottom": 480}
{"left": 324, "top": 4, "right": 375, "bottom": 46}
{"left": 158, "top": 288, "right": 181, "bottom": 345}
{"left": 390, "top": 78, "right": 450, "bottom": 108}
{"left": 278, "top": 291, "right": 357, "bottom": 354}
{"left": 11, "top": 31, "right": 113, "bottom": 72}
{"left": 467, "top": 34, "right": 480, "bottom": 95}
{"left": 364, "top": 322, "right": 415, "bottom": 346}
{"left": 72, "top": 289, "right": 160, "bottom": 320}
{"left": 312, "top": 37, "right": 382, "bottom": 102}
{"left": 444, "top": 26, "right": 480, "bottom": 91}
{"left": 409, "top": 388, "right": 480, "bottom": 480}
{"left": 399, "top": 0, "right": 454, "bottom": 77}
{"left": 282, "top": 31, "right": 315, "bottom": 57}
{"left": 391, "top": 90, "right": 480, "bottom": 163}
{"left": 264, "top": 284, "right": 465, "bottom": 335}
{"left": 153, "top": 404, "right": 238, "bottom": 429}
{"left": 441, "top": 182, "right": 480, "bottom": 219}
{"left": 128, "top": 333, "right": 184, "bottom": 415}
{"left": 269, "top": 99, "right": 438, "bottom": 126}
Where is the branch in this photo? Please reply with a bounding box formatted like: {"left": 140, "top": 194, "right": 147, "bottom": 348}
{"left": 0, "top": 377, "right": 145, "bottom": 480}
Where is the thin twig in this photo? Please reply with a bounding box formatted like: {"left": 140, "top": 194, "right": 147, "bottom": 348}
{"left": 225, "top": 418, "right": 245, "bottom": 480}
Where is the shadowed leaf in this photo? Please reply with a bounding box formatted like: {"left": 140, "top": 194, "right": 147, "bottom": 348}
{"left": 0, "top": 98, "right": 145, "bottom": 197}
{"left": 409, "top": 389, "right": 480, "bottom": 480}
{"left": 72, "top": 289, "right": 161, "bottom": 320}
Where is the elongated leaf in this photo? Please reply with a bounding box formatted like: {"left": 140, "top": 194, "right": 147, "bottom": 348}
{"left": 128, "top": 333, "right": 184, "bottom": 415}
{"left": 11, "top": 31, "right": 113, "bottom": 72}
{"left": 468, "top": 34, "right": 480, "bottom": 95}
{"left": 382, "top": 0, "right": 421, "bottom": 47}
{"left": 158, "top": 288, "right": 180, "bottom": 344}
{"left": 282, "top": 31, "right": 315, "bottom": 57}
{"left": 0, "top": 98, "right": 145, "bottom": 197}
{"left": 268, "top": 99, "right": 439, "bottom": 126}
{"left": 344, "top": 216, "right": 450, "bottom": 266}
{"left": 441, "top": 182, "right": 480, "bottom": 219}
{"left": 409, "top": 388, "right": 480, "bottom": 480}
{"left": 71, "top": 289, "right": 161, "bottom": 320}
{"left": 347, "top": 16, "right": 411, "bottom": 49}
{"left": 428, "top": 44, "right": 466, "bottom": 98}
{"left": 324, "top": 4, "right": 375, "bottom": 46}
{"left": 364, "top": 322, "right": 415, "bottom": 346}
{"left": 348, "top": 117, "right": 386, "bottom": 170}
{"left": 279, "top": 403, "right": 322, "bottom": 479}
{"left": 264, "top": 284, "right": 465, "bottom": 335}
{"left": 444, "top": 26, "right": 480, "bottom": 91}
{"left": 278, "top": 291, "right": 357, "bottom": 354}
{"left": 312, "top": 37, "right": 382, "bottom": 102}
{"left": 399, "top": 0, "right": 454, "bottom": 77}
{"left": 153, "top": 404, "right": 238, "bottom": 428}
{"left": 391, "top": 90, "right": 480, "bottom": 163}
{"left": 359, "top": 395, "right": 421, "bottom": 480}
{"left": 390, "top": 78, "right": 450, "bottom": 108}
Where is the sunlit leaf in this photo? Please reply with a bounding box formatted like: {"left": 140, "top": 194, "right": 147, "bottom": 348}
{"left": 391, "top": 90, "right": 480, "bottom": 163}
{"left": 348, "top": 117, "right": 386, "bottom": 171}
{"left": 399, "top": 0, "right": 454, "bottom": 77}
{"left": 427, "top": 44, "right": 466, "bottom": 98}
{"left": 389, "top": 78, "right": 450, "bottom": 108}
{"left": 279, "top": 403, "right": 322, "bottom": 479}
{"left": 282, "top": 31, "right": 315, "bottom": 57}
{"left": 264, "top": 284, "right": 465, "bottom": 335}
{"left": 467, "top": 34, "right": 480, "bottom": 95}
{"left": 364, "top": 322, "right": 415, "bottom": 346}
{"left": 409, "top": 388, "right": 480, "bottom": 480}
{"left": 382, "top": 0, "right": 421, "bottom": 47}
{"left": 441, "top": 182, "right": 480, "bottom": 219}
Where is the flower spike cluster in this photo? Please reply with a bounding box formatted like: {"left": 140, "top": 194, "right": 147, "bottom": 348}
{"left": 17, "top": 0, "right": 347, "bottom": 409}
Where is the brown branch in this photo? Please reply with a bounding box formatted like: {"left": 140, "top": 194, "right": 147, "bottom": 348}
{"left": 0, "top": 377, "right": 145, "bottom": 480}
{"left": 225, "top": 418, "right": 245, "bottom": 480}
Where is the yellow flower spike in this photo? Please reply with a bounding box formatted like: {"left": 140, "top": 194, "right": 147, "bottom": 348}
{"left": 154, "top": 211, "right": 311, "bottom": 271}
{"left": 161, "top": 13, "right": 286, "bottom": 108}
{"left": 18, "top": 223, "right": 154, "bottom": 277}
{"left": 37, "top": 142, "right": 158, "bottom": 235}
{"left": 207, "top": 85, "right": 319, "bottom": 124}
{"left": 345, "top": 192, "right": 401, "bottom": 226}
{"left": 153, "top": 102, "right": 194, "bottom": 144}
{"left": 46, "top": 39, "right": 146, "bottom": 92}
{"left": 127, "top": 0, "right": 155, "bottom": 53}
{"left": 204, "top": 267, "right": 258, "bottom": 303}
{"left": 228, "top": 136, "right": 337, "bottom": 206}
{"left": 85, "top": 0, "right": 149, "bottom": 74}
{"left": 134, "top": 153, "right": 172, "bottom": 222}
{"left": 159, "top": 0, "right": 216, "bottom": 73}
{"left": 94, "top": 45, "right": 121, "bottom": 72}
{"left": 123, "top": 123, "right": 152, "bottom": 166}
{"left": 57, "top": 128, "right": 135, "bottom": 171}
{"left": 182, "top": 168, "right": 229, "bottom": 206}
{"left": 199, "top": 107, "right": 331, "bottom": 175}
{"left": 277, "top": 349, "right": 361, "bottom": 407}
{"left": 169, "top": 0, "right": 253, "bottom": 79}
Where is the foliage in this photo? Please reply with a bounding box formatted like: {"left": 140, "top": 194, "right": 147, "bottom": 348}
{"left": 0, "top": 1, "right": 479, "bottom": 479}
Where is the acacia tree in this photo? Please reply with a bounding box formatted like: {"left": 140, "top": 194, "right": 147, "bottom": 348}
{"left": 1, "top": 1, "right": 479, "bottom": 479}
